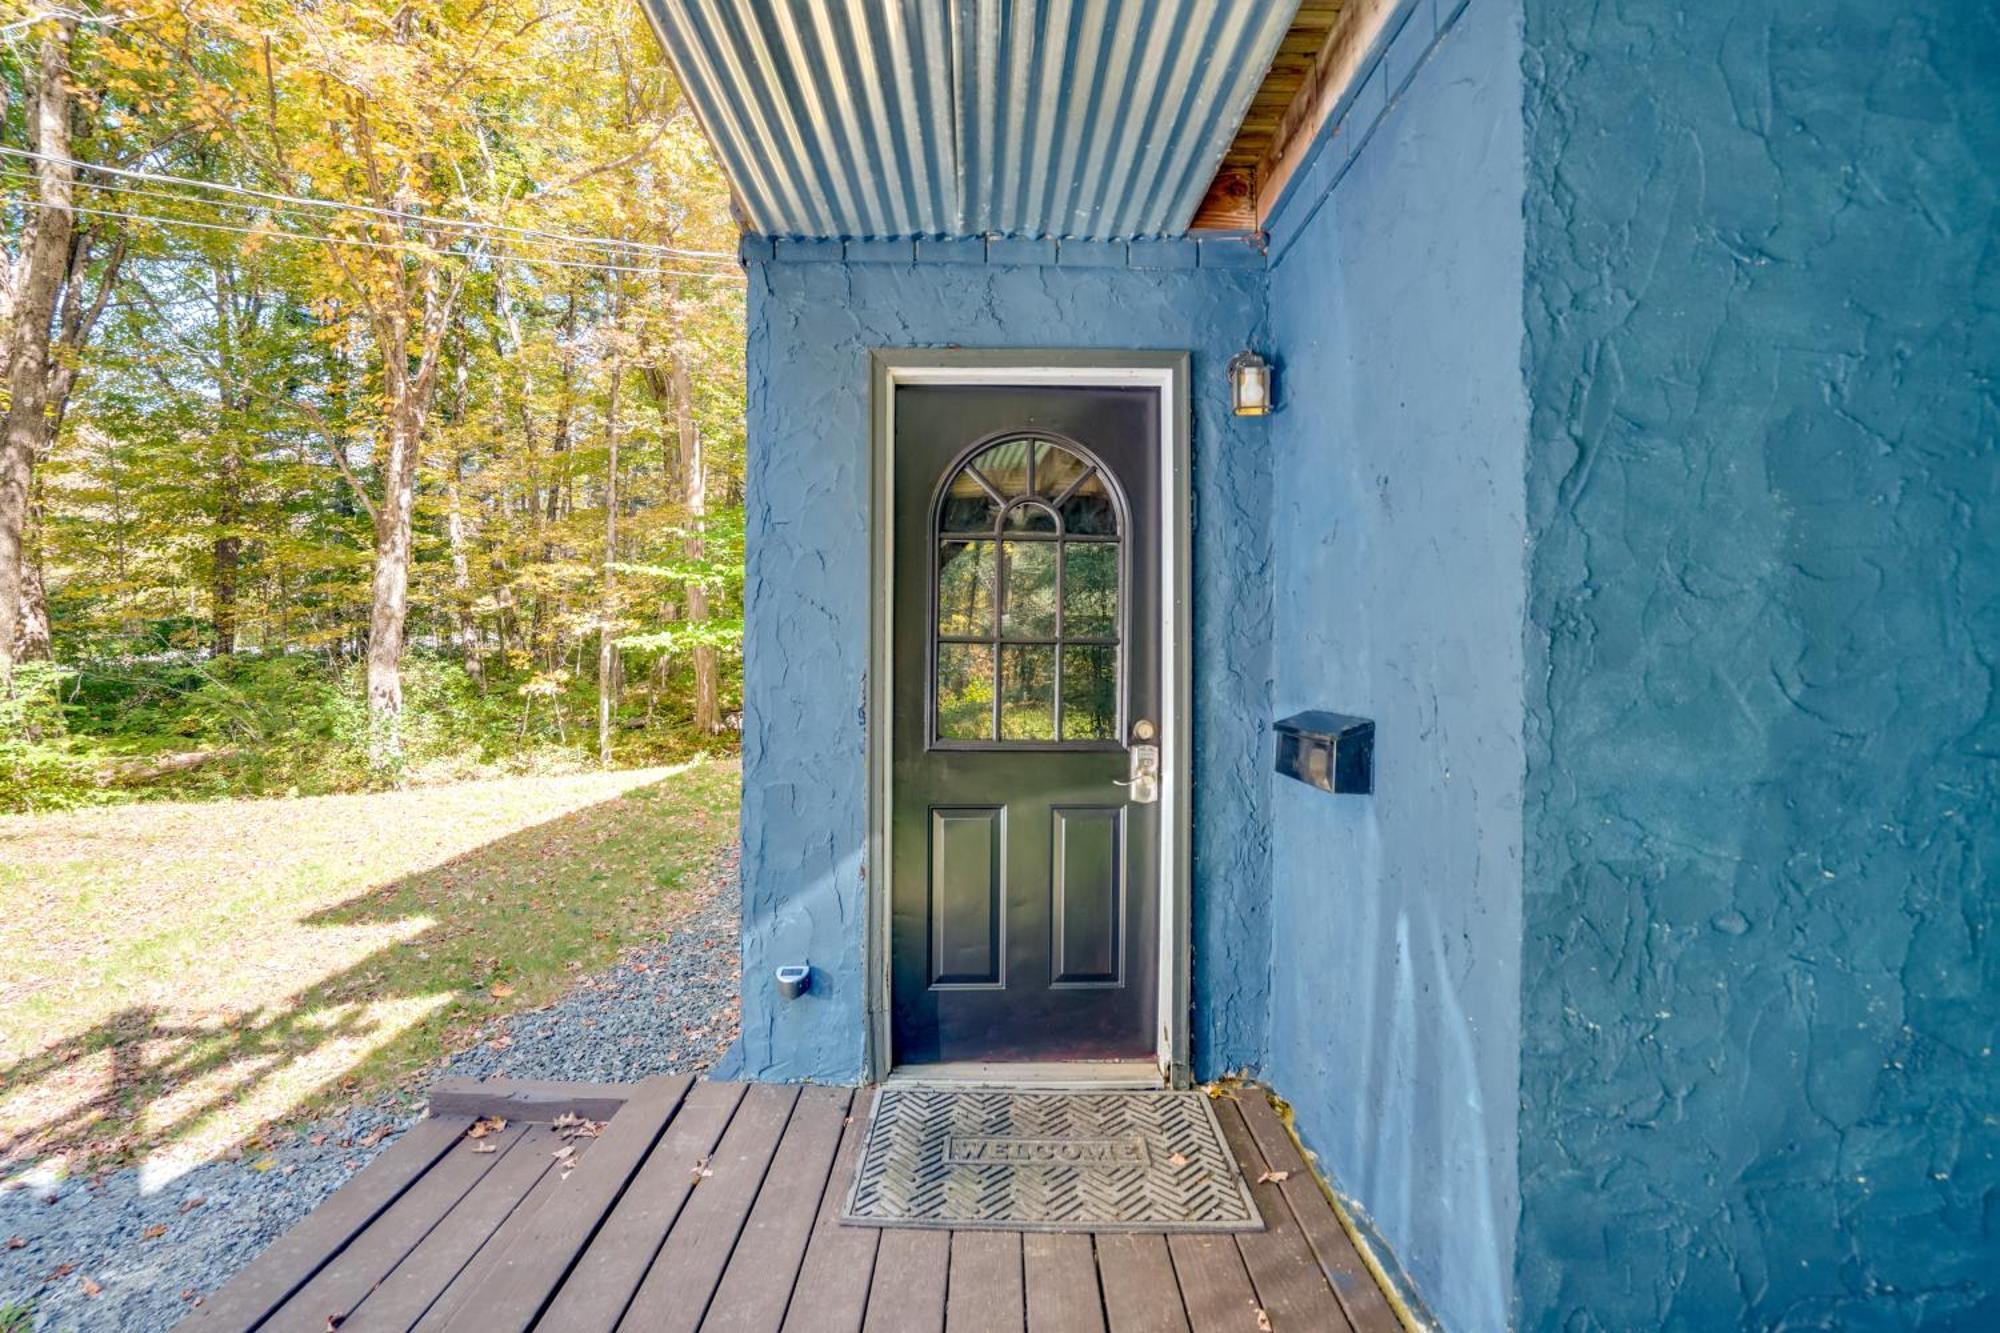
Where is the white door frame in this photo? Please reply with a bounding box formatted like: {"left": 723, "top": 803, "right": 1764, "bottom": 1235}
{"left": 865, "top": 348, "right": 1193, "bottom": 1087}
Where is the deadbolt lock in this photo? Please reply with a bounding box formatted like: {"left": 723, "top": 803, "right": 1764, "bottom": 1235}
{"left": 1117, "top": 721, "right": 1160, "bottom": 804}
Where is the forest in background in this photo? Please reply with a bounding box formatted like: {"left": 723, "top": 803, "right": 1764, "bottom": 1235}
{"left": 0, "top": 0, "right": 747, "bottom": 812}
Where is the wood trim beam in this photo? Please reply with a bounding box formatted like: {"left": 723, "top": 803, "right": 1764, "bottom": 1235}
{"left": 428, "top": 1077, "right": 636, "bottom": 1123}
{"left": 1254, "top": 0, "right": 1401, "bottom": 229}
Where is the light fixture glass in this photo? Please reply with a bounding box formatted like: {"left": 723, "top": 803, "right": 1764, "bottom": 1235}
{"left": 1228, "top": 349, "right": 1271, "bottom": 416}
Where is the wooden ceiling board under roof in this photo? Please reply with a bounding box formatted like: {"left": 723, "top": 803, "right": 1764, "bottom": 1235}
{"left": 1189, "top": 1, "right": 1344, "bottom": 231}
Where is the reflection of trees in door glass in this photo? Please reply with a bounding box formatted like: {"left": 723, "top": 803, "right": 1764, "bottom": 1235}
{"left": 933, "top": 437, "right": 1122, "bottom": 744}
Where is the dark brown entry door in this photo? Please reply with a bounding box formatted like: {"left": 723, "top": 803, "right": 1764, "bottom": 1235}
{"left": 891, "top": 384, "right": 1161, "bottom": 1065}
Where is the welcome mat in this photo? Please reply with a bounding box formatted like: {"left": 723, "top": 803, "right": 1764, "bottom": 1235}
{"left": 841, "top": 1088, "right": 1262, "bottom": 1232}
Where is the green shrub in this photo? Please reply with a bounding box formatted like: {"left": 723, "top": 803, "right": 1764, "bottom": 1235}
{"left": 0, "top": 660, "right": 100, "bottom": 812}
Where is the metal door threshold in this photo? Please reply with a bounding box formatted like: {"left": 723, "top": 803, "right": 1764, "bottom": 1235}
{"left": 885, "top": 1059, "right": 1163, "bottom": 1090}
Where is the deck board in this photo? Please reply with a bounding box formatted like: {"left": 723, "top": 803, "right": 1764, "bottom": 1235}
{"left": 175, "top": 1115, "right": 468, "bottom": 1331}
{"left": 1214, "top": 1100, "right": 1356, "bottom": 1333}
{"left": 282, "top": 1121, "right": 525, "bottom": 1328}
{"left": 705, "top": 1085, "right": 854, "bottom": 1333}
{"left": 781, "top": 1088, "right": 881, "bottom": 1333}
{"left": 411, "top": 1134, "right": 588, "bottom": 1333}
{"left": 1022, "top": 1233, "right": 1104, "bottom": 1333}
{"left": 539, "top": 1078, "right": 744, "bottom": 1330}
{"left": 343, "top": 1125, "right": 563, "bottom": 1333}
{"left": 195, "top": 1080, "right": 1401, "bottom": 1333}
{"left": 945, "top": 1230, "right": 1025, "bottom": 1332}
{"left": 862, "top": 1229, "right": 951, "bottom": 1333}
{"left": 1095, "top": 1234, "right": 1191, "bottom": 1333}
{"left": 436, "top": 1072, "right": 694, "bottom": 1333}
{"left": 1166, "top": 1232, "right": 1261, "bottom": 1333}
{"left": 621, "top": 1082, "right": 801, "bottom": 1331}
{"left": 1236, "top": 1094, "right": 1400, "bottom": 1332}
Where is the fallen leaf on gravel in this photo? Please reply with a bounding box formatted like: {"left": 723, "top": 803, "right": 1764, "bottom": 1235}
{"left": 358, "top": 1127, "right": 390, "bottom": 1147}
{"left": 489, "top": 981, "right": 515, "bottom": 999}
{"left": 487, "top": 1035, "right": 512, "bottom": 1051}
{"left": 141, "top": 1224, "right": 167, "bottom": 1241}
{"left": 5, "top": 1236, "right": 23, "bottom": 1249}
{"left": 1257, "top": 1170, "right": 1289, "bottom": 1184}
{"left": 80, "top": 1275, "right": 102, "bottom": 1297}
{"left": 180, "top": 1196, "right": 205, "bottom": 1213}
{"left": 310, "top": 1134, "right": 328, "bottom": 1147}
{"left": 250, "top": 1156, "right": 278, "bottom": 1172}
{"left": 45, "top": 1261, "right": 74, "bottom": 1281}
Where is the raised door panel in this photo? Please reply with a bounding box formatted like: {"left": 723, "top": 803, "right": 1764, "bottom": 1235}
{"left": 1051, "top": 806, "right": 1123, "bottom": 987}
{"left": 929, "top": 807, "right": 1004, "bottom": 987}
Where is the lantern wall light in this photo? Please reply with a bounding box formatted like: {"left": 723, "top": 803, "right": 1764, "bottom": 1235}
{"left": 1228, "top": 349, "right": 1272, "bottom": 416}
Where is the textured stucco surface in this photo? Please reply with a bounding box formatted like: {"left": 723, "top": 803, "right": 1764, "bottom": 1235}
{"left": 1518, "top": 1, "right": 2000, "bottom": 1328}
{"left": 740, "top": 260, "right": 1275, "bottom": 1082}
{"left": 1263, "top": 1, "right": 1527, "bottom": 1328}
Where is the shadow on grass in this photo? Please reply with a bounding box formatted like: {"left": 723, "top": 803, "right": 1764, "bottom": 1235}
{"left": 0, "top": 761, "right": 739, "bottom": 1173}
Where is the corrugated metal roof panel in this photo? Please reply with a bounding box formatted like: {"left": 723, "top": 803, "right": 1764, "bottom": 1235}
{"left": 639, "top": 0, "right": 1296, "bottom": 240}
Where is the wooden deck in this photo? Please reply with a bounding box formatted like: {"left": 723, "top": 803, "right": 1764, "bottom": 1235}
{"left": 180, "top": 1078, "right": 1402, "bottom": 1333}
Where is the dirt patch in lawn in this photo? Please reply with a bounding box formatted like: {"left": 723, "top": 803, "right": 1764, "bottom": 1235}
{"left": 0, "top": 758, "right": 739, "bottom": 1176}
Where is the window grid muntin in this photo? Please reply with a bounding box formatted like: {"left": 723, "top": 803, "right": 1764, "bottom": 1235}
{"left": 930, "top": 436, "right": 1126, "bottom": 747}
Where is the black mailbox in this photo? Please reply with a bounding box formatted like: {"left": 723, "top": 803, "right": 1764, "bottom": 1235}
{"left": 1274, "top": 711, "right": 1373, "bottom": 795}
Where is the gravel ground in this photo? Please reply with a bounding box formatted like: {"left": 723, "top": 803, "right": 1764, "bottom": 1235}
{"left": 0, "top": 848, "right": 741, "bottom": 1333}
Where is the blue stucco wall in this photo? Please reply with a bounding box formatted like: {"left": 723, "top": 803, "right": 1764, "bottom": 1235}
{"left": 1260, "top": 1, "right": 1527, "bottom": 1329}
{"left": 1517, "top": 1, "right": 2000, "bottom": 1328}
{"left": 739, "top": 254, "right": 1275, "bottom": 1082}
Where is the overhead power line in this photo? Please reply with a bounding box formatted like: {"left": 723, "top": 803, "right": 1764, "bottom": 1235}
{"left": 0, "top": 146, "right": 740, "bottom": 265}
{"left": 9, "top": 197, "right": 747, "bottom": 283}
{"left": 0, "top": 167, "right": 742, "bottom": 279}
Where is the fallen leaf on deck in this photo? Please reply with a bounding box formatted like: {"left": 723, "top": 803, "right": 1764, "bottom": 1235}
{"left": 1255, "top": 1306, "right": 1272, "bottom": 1331}
{"left": 690, "top": 1156, "right": 713, "bottom": 1180}
{"left": 1257, "top": 1170, "right": 1289, "bottom": 1184}
{"left": 467, "top": 1116, "right": 507, "bottom": 1139}
{"left": 470, "top": 1142, "right": 497, "bottom": 1154}
{"left": 552, "top": 1145, "right": 576, "bottom": 1162}
{"left": 141, "top": 1224, "right": 167, "bottom": 1241}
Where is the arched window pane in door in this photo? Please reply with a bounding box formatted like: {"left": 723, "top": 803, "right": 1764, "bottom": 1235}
{"left": 932, "top": 438, "right": 1123, "bottom": 744}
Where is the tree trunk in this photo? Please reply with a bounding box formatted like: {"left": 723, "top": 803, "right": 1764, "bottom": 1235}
{"left": 210, "top": 259, "right": 243, "bottom": 656}
{"left": 0, "top": 19, "right": 76, "bottom": 686}
{"left": 212, "top": 449, "right": 243, "bottom": 656}
{"left": 597, "top": 352, "right": 623, "bottom": 768}
{"left": 366, "top": 411, "right": 420, "bottom": 765}
{"left": 667, "top": 358, "right": 721, "bottom": 734}
{"left": 446, "top": 456, "right": 480, "bottom": 677}
{"left": 15, "top": 540, "right": 51, "bottom": 663}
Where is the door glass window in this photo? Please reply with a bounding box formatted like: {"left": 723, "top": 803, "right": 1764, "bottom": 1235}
{"left": 933, "top": 438, "right": 1122, "bottom": 744}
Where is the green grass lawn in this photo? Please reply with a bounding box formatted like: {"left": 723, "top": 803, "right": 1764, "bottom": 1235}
{"left": 0, "top": 759, "right": 739, "bottom": 1176}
